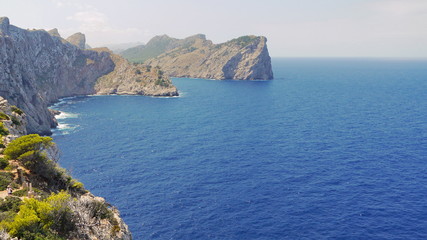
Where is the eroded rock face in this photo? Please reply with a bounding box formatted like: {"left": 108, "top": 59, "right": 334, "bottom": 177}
{"left": 0, "top": 18, "right": 114, "bottom": 134}
{"left": 0, "top": 96, "right": 27, "bottom": 144}
{"left": 94, "top": 48, "right": 178, "bottom": 96}
{"left": 0, "top": 17, "right": 178, "bottom": 135}
{"left": 124, "top": 34, "right": 274, "bottom": 80}
{"left": 66, "top": 32, "right": 86, "bottom": 49}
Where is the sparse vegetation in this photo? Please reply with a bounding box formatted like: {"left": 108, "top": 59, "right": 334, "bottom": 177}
{"left": 0, "top": 112, "right": 9, "bottom": 121}
{"left": 10, "top": 106, "right": 23, "bottom": 116}
{"left": 0, "top": 158, "right": 8, "bottom": 170}
{"left": 11, "top": 188, "right": 28, "bottom": 197}
{"left": 0, "top": 172, "right": 13, "bottom": 191}
{"left": 0, "top": 122, "right": 9, "bottom": 136}
{"left": 70, "top": 180, "right": 84, "bottom": 190}
{"left": 230, "top": 35, "right": 255, "bottom": 47}
{"left": 11, "top": 116, "right": 20, "bottom": 126}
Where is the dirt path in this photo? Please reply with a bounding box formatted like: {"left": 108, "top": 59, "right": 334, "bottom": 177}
{"left": 0, "top": 190, "right": 9, "bottom": 198}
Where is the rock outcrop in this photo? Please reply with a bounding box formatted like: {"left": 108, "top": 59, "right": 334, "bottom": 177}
{"left": 66, "top": 32, "right": 86, "bottom": 49}
{"left": 0, "top": 97, "right": 132, "bottom": 240}
{"left": 94, "top": 48, "right": 178, "bottom": 96}
{"left": 47, "top": 28, "right": 61, "bottom": 38}
{"left": 121, "top": 34, "right": 274, "bottom": 80}
{"left": 0, "top": 17, "right": 178, "bottom": 135}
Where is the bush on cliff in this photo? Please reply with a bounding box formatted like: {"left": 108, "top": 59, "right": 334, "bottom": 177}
{"left": 3, "top": 134, "right": 53, "bottom": 161}
{"left": 0, "top": 157, "right": 8, "bottom": 170}
{"left": 10, "top": 106, "right": 23, "bottom": 116}
{"left": 1, "top": 191, "right": 74, "bottom": 240}
{"left": 0, "top": 112, "right": 9, "bottom": 120}
{"left": 0, "top": 122, "right": 9, "bottom": 136}
{"left": 0, "top": 172, "right": 13, "bottom": 191}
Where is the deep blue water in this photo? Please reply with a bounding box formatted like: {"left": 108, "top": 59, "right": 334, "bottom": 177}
{"left": 51, "top": 58, "right": 427, "bottom": 239}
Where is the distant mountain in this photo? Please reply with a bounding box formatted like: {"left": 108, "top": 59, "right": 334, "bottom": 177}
{"left": 120, "top": 34, "right": 186, "bottom": 63}
{"left": 120, "top": 34, "right": 273, "bottom": 80}
{"left": 103, "top": 41, "right": 145, "bottom": 54}
{"left": 66, "top": 32, "right": 86, "bottom": 49}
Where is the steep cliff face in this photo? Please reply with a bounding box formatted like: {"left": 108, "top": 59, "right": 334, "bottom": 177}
{"left": 0, "top": 17, "right": 178, "bottom": 135}
{"left": 122, "top": 34, "right": 274, "bottom": 80}
{"left": 0, "top": 17, "right": 114, "bottom": 134}
{"left": 0, "top": 97, "right": 132, "bottom": 240}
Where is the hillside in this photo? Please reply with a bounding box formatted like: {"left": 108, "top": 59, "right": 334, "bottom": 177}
{"left": 120, "top": 34, "right": 273, "bottom": 80}
{"left": 0, "top": 97, "right": 132, "bottom": 240}
{"left": 120, "top": 34, "right": 183, "bottom": 63}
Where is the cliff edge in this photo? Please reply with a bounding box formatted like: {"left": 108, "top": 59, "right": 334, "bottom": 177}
{"left": 121, "top": 34, "right": 274, "bottom": 80}
{"left": 0, "top": 17, "right": 177, "bottom": 135}
{"left": 0, "top": 97, "right": 132, "bottom": 240}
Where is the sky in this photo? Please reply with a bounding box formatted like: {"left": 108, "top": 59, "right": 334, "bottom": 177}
{"left": 1, "top": 0, "right": 426, "bottom": 57}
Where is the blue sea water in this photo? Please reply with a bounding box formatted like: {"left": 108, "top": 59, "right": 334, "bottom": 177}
{"left": 51, "top": 58, "right": 427, "bottom": 240}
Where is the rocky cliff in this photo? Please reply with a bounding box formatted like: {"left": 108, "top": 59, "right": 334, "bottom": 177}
{"left": 0, "top": 97, "right": 132, "bottom": 240}
{"left": 121, "top": 34, "right": 274, "bottom": 80}
{"left": 94, "top": 48, "right": 178, "bottom": 96}
{"left": 0, "top": 17, "right": 177, "bottom": 135}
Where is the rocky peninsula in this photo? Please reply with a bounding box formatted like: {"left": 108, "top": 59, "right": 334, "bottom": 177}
{"left": 120, "top": 34, "right": 274, "bottom": 80}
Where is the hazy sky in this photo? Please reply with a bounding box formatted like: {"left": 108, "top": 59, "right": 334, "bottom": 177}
{"left": 1, "top": 0, "right": 426, "bottom": 57}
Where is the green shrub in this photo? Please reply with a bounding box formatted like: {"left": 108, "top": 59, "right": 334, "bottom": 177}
{"left": 0, "top": 172, "right": 14, "bottom": 191}
{"left": 11, "top": 106, "right": 23, "bottom": 116}
{"left": 11, "top": 188, "right": 28, "bottom": 197}
{"left": 3, "top": 134, "right": 53, "bottom": 160}
{"left": 13, "top": 188, "right": 46, "bottom": 198}
{"left": 0, "top": 210, "right": 17, "bottom": 223}
{"left": 0, "top": 112, "right": 9, "bottom": 120}
{"left": 3, "top": 165, "right": 13, "bottom": 171}
{"left": 89, "top": 200, "right": 114, "bottom": 220}
{"left": 0, "top": 122, "right": 9, "bottom": 136}
{"left": 3, "top": 191, "right": 73, "bottom": 240}
{"left": 11, "top": 116, "right": 20, "bottom": 126}
{"left": 71, "top": 180, "right": 84, "bottom": 190}
{"left": 0, "top": 158, "right": 8, "bottom": 170}
{"left": 0, "top": 196, "right": 22, "bottom": 212}
{"left": 0, "top": 143, "right": 5, "bottom": 148}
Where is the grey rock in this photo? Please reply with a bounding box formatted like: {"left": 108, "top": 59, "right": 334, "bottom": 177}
{"left": 125, "top": 34, "right": 274, "bottom": 80}
{"left": 0, "top": 18, "right": 178, "bottom": 135}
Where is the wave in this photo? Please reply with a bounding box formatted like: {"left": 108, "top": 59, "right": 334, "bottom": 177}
{"left": 55, "top": 111, "right": 79, "bottom": 120}
{"left": 52, "top": 123, "right": 79, "bottom": 136}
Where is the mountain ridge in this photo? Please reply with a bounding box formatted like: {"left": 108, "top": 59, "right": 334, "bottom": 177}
{"left": 120, "top": 34, "right": 273, "bottom": 80}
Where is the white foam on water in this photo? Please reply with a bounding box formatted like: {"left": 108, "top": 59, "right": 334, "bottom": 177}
{"left": 53, "top": 123, "right": 79, "bottom": 136}
{"left": 55, "top": 112, "right": 78, "bottom": 120}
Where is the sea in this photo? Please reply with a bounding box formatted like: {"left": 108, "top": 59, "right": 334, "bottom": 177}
{"left": 51, "top": 58, "right": 427, "bottom": 240}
